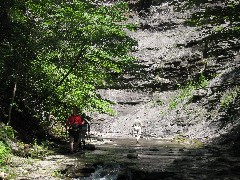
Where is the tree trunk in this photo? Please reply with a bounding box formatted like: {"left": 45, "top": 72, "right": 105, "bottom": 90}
{"left": 7, "top": 81, "right": 17, "bottom": 125}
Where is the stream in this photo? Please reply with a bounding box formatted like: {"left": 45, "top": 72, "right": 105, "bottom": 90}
{"left": 66, "top": 138, "right": 240, "bottom": 180}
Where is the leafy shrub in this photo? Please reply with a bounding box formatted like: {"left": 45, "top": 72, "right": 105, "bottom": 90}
{"left": 0, "top": 125, "right": 15, "bottom": 141}
{"left": 0, "top": 141, "right": 10, "bottom": 165}
{"left": 220, "top": 86, "right": 240, "bottom": 108}
{"left": 168, "top": 74, "right": 208, "bottom": 110}
{"left": 0, "top": 124, "right": 14, "bottom": 165}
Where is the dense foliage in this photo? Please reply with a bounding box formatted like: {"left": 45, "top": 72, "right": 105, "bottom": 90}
{"left": 0, "top": 0, "right": 137, "bottom": 129}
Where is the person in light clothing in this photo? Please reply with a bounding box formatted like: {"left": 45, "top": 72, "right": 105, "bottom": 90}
{"left": 132, "top": 116, "right": 143, "bottom": 144}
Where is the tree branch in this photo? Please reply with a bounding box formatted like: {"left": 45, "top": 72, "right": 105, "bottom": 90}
{"left": 37, "top": 49, "right": 85, "bottom": 105}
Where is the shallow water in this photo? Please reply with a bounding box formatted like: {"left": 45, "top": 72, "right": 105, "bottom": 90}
{"left": 69, "top": 137, "right": 240, "bottom": 180}
{"left": 79, "top": 164, "right": 122, "bottom": 180}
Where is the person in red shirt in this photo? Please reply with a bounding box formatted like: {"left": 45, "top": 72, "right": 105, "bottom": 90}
{"left": 66, "top": 107, "right": 83, "bottom": 153}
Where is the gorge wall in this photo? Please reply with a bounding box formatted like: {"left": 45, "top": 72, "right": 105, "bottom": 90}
{"left": 91, "top": 0, "right": 240, "bottom": 144}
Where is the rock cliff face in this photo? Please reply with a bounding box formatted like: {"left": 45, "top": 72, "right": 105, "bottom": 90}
{"left": 91, "top": 0, "right": 240, "bottom": 144}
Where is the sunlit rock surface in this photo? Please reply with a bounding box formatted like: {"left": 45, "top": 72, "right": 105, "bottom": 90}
{"left": 91, "top": 0, "right": 240, "bottom": 145}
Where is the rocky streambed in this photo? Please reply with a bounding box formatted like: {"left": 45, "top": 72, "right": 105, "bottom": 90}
{"left": 6, "top": 137, "right": 240, "bottom": 180}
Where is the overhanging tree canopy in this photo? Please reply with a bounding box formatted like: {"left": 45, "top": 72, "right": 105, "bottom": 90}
{"left": 0, "top": 0, "right": 137, "bottom": 125}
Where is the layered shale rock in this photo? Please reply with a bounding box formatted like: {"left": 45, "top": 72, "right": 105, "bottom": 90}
{"left": 91, "top": 0, "right": 240, "bottom": 144}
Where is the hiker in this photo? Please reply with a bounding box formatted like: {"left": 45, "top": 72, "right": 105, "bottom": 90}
{"left": 132, "top": 116, "right": 143, "bottom": 144}
{"left": 80, "top": 113, "right": 91, "bottom": 148}
{"left": 65, "top": 107, "right": 83, "bottom": 153}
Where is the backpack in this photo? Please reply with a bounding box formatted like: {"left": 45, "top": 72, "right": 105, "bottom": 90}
{"left": 69, "top": 117, "right": 80, "bottom": 132}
